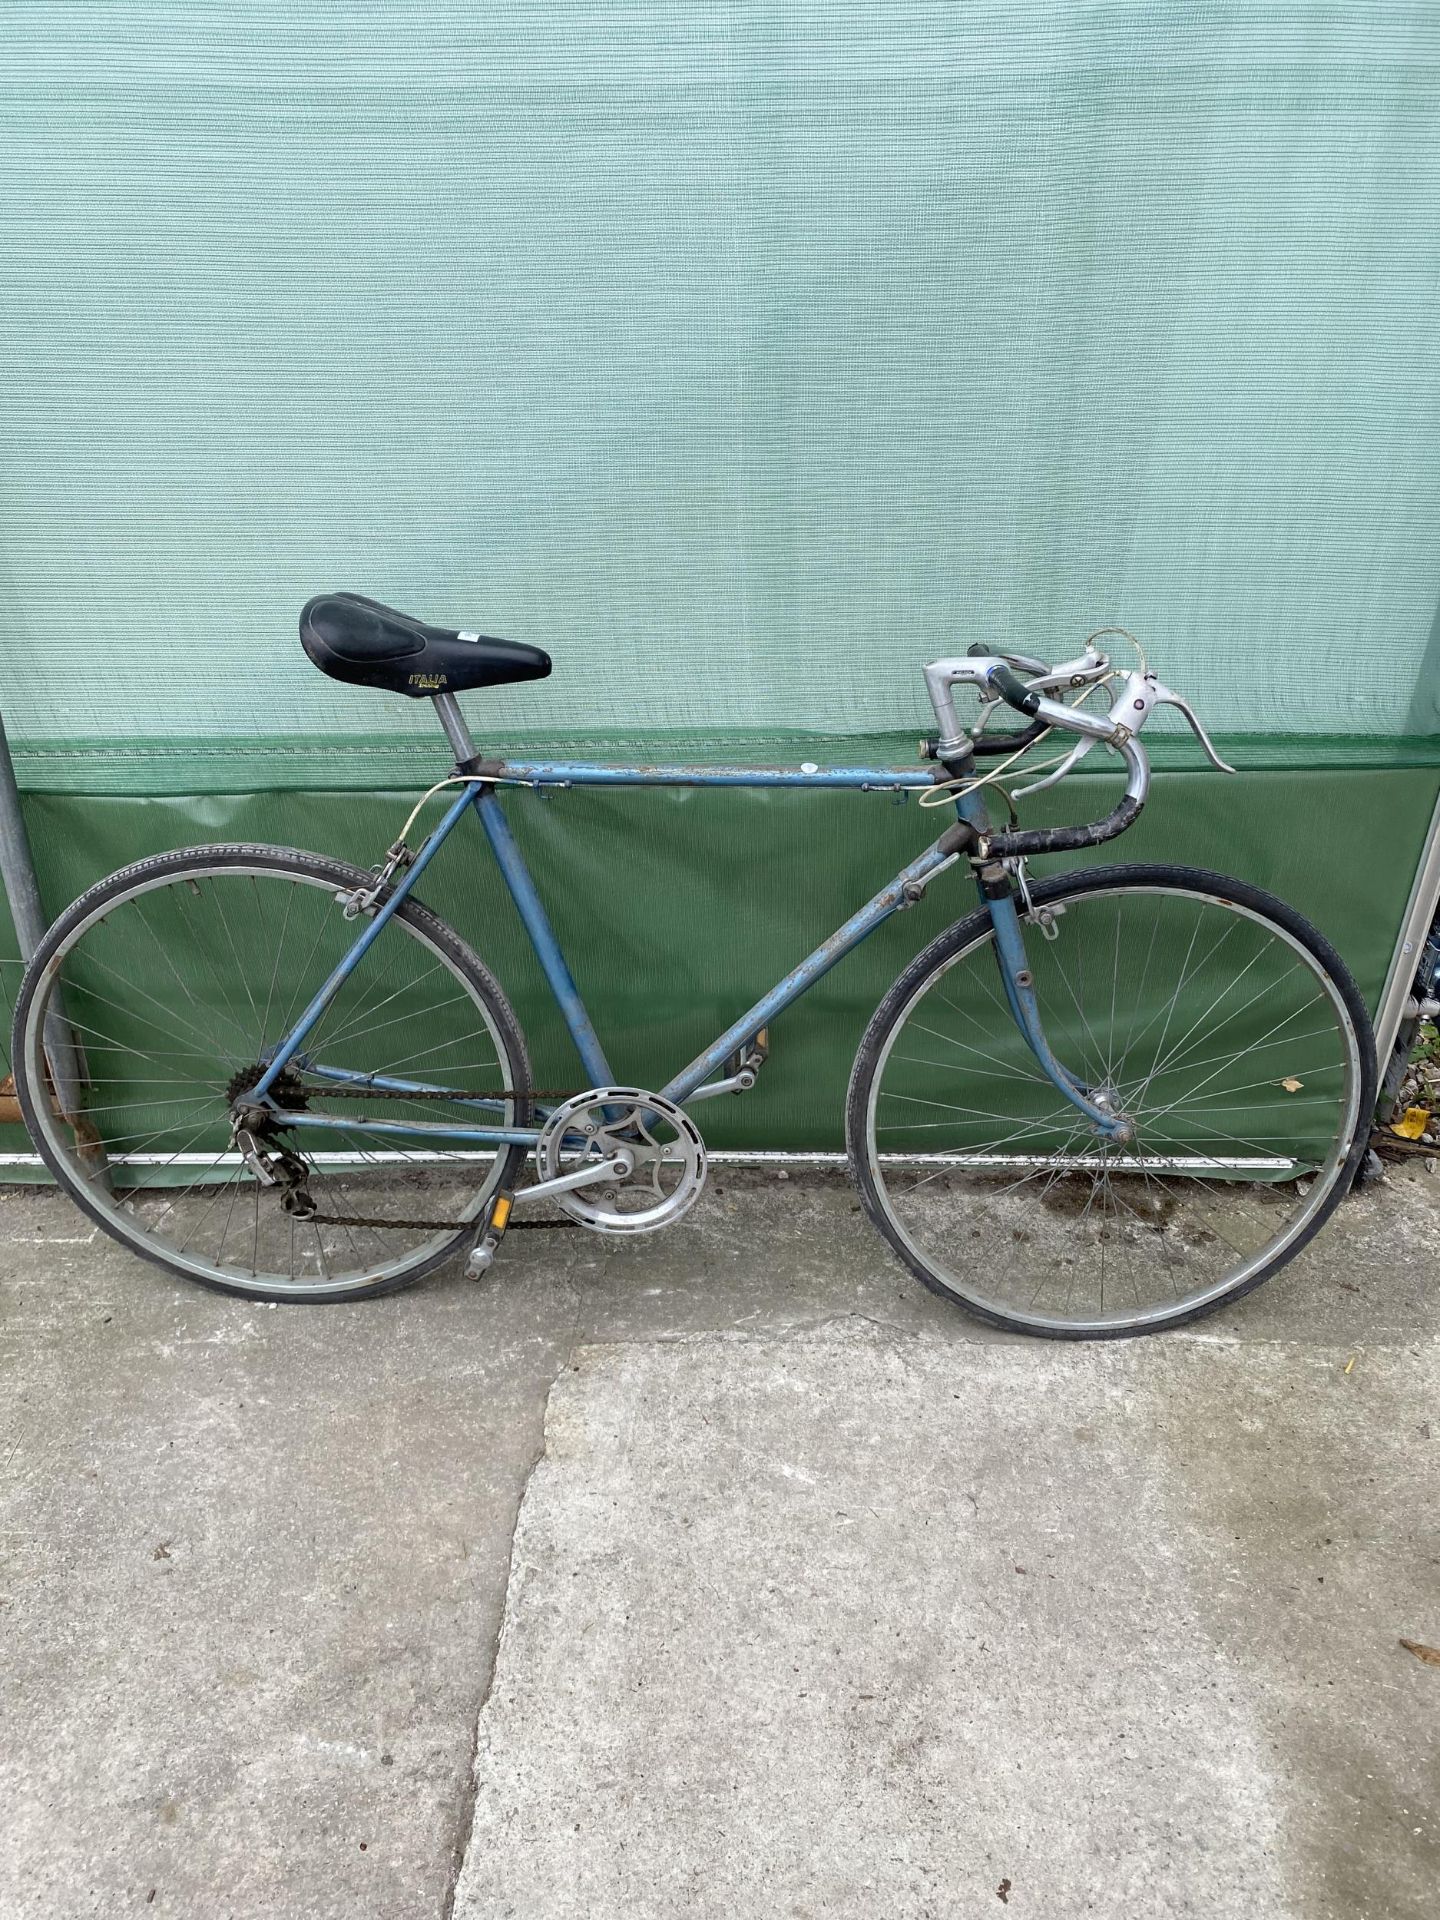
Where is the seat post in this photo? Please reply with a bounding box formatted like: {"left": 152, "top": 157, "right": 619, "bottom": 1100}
{"left": 432, "top": 691, "right": 478, "bottom": 767}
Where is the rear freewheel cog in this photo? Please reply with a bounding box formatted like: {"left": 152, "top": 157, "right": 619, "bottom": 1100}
{"left": 535, "top": 1088, "right": 706, "bottom": 1233}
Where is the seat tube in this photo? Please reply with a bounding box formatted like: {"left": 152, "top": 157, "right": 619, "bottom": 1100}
{"left": 470, "top": 787, "right": 614, "bottom": 1089}
{"left": 432, "top": 696, "right": 612, "bottom": 1087}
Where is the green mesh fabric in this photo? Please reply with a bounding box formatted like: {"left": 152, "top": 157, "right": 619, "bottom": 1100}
{"left": 3, "top": 4, "right": 1440, "bottom": 784}
{"left": 2, "top": 6, "right": 1440, "bottom": 1160}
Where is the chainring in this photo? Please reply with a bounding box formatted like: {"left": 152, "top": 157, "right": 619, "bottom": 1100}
{"left": 536, "top": 1088, "right": 706, "bottom": 1234}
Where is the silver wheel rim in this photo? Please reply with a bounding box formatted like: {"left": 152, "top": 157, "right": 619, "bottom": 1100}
{"left": 22, "top": 860, "right": 518, "bottom": 1297}
{"left": 863, "top": 884, "right": 1363, "bottom": 1334}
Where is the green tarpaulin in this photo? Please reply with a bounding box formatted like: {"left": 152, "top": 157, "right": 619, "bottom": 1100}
{"left": 3, "top": 4, "right": 1439, "bottom": 1150}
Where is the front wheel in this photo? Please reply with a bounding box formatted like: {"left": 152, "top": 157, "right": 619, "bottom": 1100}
{"left": 847, "top": 864, "right": 1375, "bottom": 1338}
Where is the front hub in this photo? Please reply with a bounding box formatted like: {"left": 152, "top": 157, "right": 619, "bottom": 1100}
{"left": 1088, "top": 1086, "right": 1135, "bottom": 1144}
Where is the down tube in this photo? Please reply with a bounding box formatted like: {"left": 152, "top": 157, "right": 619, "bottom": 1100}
{"left": 661, "top": 840, "right": 959, "bottom": 1105}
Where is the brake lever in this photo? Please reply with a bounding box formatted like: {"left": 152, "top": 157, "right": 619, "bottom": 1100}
{"left": 1010, "top": 667, "right": 1236, "bottom": 798}
{"left": 1005, "top": 651, "right": 1116, "bottom": 794}
{"left": 987, "top": 648, "right": 1051, "bottom": 675}
{"left": 1150, "top": 681, "right": 1237, "bottom": 774}
{"left": 1023, "top": 646, "right": 1111, "bottom": 694}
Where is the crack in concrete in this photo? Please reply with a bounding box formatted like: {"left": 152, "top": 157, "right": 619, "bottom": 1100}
{"left": 438, "top": 1351, "right": 568, "bottom": 1920}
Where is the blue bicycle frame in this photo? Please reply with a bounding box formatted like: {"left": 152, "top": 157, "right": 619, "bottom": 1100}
{"left": 251, "top": 696, "right": 1119, "bottom": 1145}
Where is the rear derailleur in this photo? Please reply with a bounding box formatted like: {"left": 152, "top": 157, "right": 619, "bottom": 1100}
{"left": 226, "top": 1064, "right": 317, "bottom": 1216}
{"left": 232, "top": 1120, "right": 318, "bottom": 1218}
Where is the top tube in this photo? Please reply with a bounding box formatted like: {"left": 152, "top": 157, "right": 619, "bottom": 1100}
{"left": 481, "top": 759, "right": 935, "bottom": 790}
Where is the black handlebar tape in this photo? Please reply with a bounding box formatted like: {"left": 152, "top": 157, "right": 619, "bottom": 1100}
{"left": 953, "top": 648, "right": 1140, "bottom": 853}
{"left": 984, "top": 793, "right": 1143, "bottom": 860}
{"left": 986, "top": 663, "right": 1042, "bottom": 717}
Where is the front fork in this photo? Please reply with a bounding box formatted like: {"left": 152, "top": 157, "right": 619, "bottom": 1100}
{"left": 953, "top": 791, "right": 1129, "bottom": 1141}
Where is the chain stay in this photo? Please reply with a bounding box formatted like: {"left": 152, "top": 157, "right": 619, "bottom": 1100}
{"left": 309, "top": 1083, "right": 580, "bottom": 1102}
{"left": 268, "top": 1080, "right": 580, "bottom": 1232}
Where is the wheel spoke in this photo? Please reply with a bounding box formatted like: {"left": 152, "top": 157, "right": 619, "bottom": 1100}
{"left": 19, "top": 858, "right": 527, "bottom": 1300}
{"left": 860, "top": 878, "right": 1364, "bottom": 1334}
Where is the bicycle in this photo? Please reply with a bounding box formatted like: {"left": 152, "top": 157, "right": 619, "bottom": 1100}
{"left": 12, "top": 593, "right": 1376, "bottom": 1337}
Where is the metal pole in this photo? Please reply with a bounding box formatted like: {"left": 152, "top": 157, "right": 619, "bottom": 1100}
{"left": 0, "top": 711, "right": 94, "bottom": 1139}
{"left": 1372, "top": 785, "right": 1440, "bottom": 1088}
{"left": 0, "top": 716, "right": 53, "bottom": 957}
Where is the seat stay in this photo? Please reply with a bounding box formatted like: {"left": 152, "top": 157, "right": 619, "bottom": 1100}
{"left": 251, "top": 784, "right": 477, "bottom": 1100}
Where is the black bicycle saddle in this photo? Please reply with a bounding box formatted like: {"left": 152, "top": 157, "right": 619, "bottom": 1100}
{"left": 300, "top": 592, "right": 552, "bottom": 698}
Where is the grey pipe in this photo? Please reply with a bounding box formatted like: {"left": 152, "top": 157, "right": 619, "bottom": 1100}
{"left": 0, "top": 713, "right": 100, "bottom": 1165}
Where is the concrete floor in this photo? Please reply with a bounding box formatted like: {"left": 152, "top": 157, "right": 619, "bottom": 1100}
{"left": 0, "top": 1165, "right": 1437, "bottom": 1918}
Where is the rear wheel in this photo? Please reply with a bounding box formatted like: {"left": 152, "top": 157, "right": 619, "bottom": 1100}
{"left": 13, "top": 845, "right": 532, "bottom": 1302}
{"left": 847, "top": 865, "right": 1374, "bottom": 1337}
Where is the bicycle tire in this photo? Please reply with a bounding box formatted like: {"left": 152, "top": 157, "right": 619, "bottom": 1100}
{"left": 846, "top": 863, "right": 1376, "bottom": 1338}
{"left": 13, "top": 844, "right": 534, "bottom": 1303}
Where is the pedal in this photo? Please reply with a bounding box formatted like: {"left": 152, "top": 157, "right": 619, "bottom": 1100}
{"left": 465, "top": 1191, "right": 513, "bottom": 1278}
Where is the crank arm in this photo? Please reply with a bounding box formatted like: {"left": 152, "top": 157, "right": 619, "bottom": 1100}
{"left": 686, "top": 1071, "right": 752, "bottom": 1101}
{"left": 510, "top": 1150, "right": 632, "bottom": 1209}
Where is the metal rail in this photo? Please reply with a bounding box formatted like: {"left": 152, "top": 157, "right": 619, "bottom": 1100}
{"left": 1372, "top": 782, "right": 1440, "bottom": 1085}
{"left": 0, "top": 712, "right": 94, "bottom": 1139}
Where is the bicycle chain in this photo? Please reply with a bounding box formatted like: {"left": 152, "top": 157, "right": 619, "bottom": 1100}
{"left": 278, "top": 1081, "right": 585, "bottom": 1232}
{"left": 299, "top": 1210, "right": 572, "bottom": 1232}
